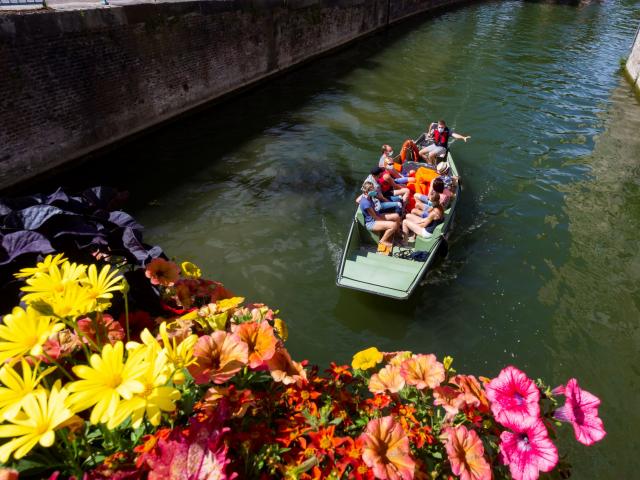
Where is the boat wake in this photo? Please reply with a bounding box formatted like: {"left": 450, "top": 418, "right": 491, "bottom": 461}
{"left": 322, "top": 216, "right": 344, "bottom": 271}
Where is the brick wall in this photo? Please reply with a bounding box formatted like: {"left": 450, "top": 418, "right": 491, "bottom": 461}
{"left": 0, "top": 0, "right": 470, "bottom": 189}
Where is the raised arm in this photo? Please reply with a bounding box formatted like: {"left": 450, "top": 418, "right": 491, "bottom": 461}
{"left": 452, "top": 132, "right": 471, "bottom": 142}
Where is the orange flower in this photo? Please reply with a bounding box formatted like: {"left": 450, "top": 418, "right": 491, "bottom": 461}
{"left": 433, "top": 385, "right": 461, "bottom": 419}
{"left": 386, "top": 351, "right": 413, "bottom": 367}
{"left": 187, "top": 331, "right": 248, "bottom": 384}
{"left": 369, "top": 364, "right": 405, "bottom": 394}
{"left": 441, "top": 426, "right": 491, "bottom": 480}
{"left": 308, "top": 425, "right": 347, "bottom": 455}
{"left": 450, "top": 375, "right": 490, "bottom": 412}
{"left": 144, "top": 258, "right": 180, "bottom": 287}
{"left": 232, "top": 321, "right": 277, "bottom": 369}
{"left": 360, "top": 416, "right": 415, "bottom": 480}
{"left": 400, "top": 354, "right": 445, "bottom": 390}
{"left": 267, "top": 347, "right": 307, "bottom": 385}
{"left": 202, "top": 385, "right": 255, "bottom": 418}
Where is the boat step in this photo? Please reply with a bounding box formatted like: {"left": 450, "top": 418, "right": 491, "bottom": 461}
{"left": 350, "top": 253, "right": 419, "bottom": 273}
{"left": 342, "top": 259, "right": 415, "bottom": 291}
{"left": 337, "top": 277, "right": 410, "bottom": 300}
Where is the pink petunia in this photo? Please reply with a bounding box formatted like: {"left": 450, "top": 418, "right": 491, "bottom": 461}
{"left": 485, "top": 366, "right": 540, "bottom": 426}
{"left": 499, "top": 417, "right": 558, "bottom": 480}
{"left": 554, "top": 378, "right": 606, "bottom": 446}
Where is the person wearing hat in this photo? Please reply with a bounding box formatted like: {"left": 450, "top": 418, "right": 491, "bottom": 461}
{"left": 419, "top": 119, "right": 470, "bottom": 165}
{"left": 436, "top": 161, "right": 458, "bottom": 193}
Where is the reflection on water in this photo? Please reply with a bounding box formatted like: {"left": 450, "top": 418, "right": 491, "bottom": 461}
{"left": 539, "top": 83, "right": 640, "bottom": 477}
{"left": 31, "top": 0, "right": 640, "bottom": 476}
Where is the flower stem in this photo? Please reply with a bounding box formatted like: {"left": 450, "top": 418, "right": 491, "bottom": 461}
{"left": 42, "top": 351, "right": 75, "bottom": 382}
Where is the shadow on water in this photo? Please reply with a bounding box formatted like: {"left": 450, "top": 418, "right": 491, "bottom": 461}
{"left": 23, "top": 3, "right": 474, "bottom": 203}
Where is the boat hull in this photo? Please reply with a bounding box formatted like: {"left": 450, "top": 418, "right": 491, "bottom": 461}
{"left": 336, "top": 147, "right": 459, "bottom": 299}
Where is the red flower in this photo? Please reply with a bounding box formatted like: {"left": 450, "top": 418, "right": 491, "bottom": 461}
{"left": 145, "top": 258, "right": 180, "bottom": 287}
{"left": 76, "top": 313, "right": 125, "bottom": 347}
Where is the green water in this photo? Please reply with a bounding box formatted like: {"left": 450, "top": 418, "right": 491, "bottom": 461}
{"left": 51, "top": 0, "right": 640, "bottom": 476}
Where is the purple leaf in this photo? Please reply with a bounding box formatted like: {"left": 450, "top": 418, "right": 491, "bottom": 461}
{"left": 3, "top": 205, "right": 74, "bottom": 231}
{"left": 108, "top": 211, "right": 142, "bottom": 231}
{"left": 0, "top": 231, "right": 54, "bottom": 265}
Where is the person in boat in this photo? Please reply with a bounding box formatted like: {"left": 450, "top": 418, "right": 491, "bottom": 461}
{"left": 359, "top": 181, "right": 401, "bottom": 251}
{"left": 419, "top": 119, "right": 470, "bottom": 165}
{"left": 402, "top": 190, "right": 445, "bottom": 240}
{"left": 355, "top": 175, "right": 402, "bottom": 215}
{"left": 371, "top": 166, "right": 411, "bottom": 205}
{"left": 382, "top": 155, "right": 414, "bottom": 185}
{"left": 436, "top": 161, "right": 459, "bottom": 193}
{"left": 379, "top": 144, "right": 394, "bottom": 167}
{"left": 411, "top": 177, "right": 450, "bottom": 218}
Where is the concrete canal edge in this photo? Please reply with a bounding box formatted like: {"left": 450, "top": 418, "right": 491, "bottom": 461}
{"left": 0, "top": 0, "right": 474, "bottom": 190}
{"left": 626, "top": 23, "right": 640, "bottom": 95}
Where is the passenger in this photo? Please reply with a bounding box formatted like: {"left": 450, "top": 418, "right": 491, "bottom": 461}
{"left": 355, "top": 173, "right": 402, "bottom": 215}
{"left": 371, "top": 167, "right": 410, "bottom": 205}
{"left": 419, "top": 119, "right": 470, "bottom": 165}
{"left": 402, "top": 190, "right": 445, "bottom": 241}
{"left": 382, "top": 156, "right": 414, "bottom": 185}
{"left": 435, "top": 161, "right": 459, "bottom": 193}
{"left": 411, "top": 177, "right": 450, "bottom": 218}
{"left": 379, "top": 144, "right": 394, "bottom": 167}
{"left": 359, "top": 182, "right": 401, "bottom": 252}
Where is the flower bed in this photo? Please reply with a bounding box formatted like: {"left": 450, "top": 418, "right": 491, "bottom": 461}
{"left": 0, "top": 254, "right": 605, "bottom": 479}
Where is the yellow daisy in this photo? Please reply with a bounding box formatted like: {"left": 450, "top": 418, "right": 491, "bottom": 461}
{"left": 0, "top": 307, "right": 64, "bottom": 363}
{"left": 48, "top": 283, "right": 96, "bottom": 319}
{"left": 0, "top": 381, "right": 75, "bottom": 463}
{"left": 66, "top": 342, "right": 146, "bottom": 425}
{"left": 21, "top": 261, "right": 87, "bottom": 305}
{"left": 0, "top": 359, "right": 56, "bottom": 420}
{"left": 14, "top": 254, "right": 67, "bottom": 279}
{"left": 108, "top": 345, "right": 180, "bottom": 429}
{"left": 82, "top": 264, "right": 124, "bottom": 303}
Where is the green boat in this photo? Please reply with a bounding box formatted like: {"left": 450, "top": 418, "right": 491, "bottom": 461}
{"left": 336, "top": 135, "right": 460, "bottom": 299}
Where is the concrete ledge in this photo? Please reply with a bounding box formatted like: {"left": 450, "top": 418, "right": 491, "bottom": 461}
{"left": 626, "top": 24, "right": 640, "bottom": 93}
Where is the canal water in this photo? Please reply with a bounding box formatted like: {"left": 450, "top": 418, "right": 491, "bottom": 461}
{"left": 46, "top": 0, "right": 640, "bottom": 476}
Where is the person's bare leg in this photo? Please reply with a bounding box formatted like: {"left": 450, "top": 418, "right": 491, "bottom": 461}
{"left": 428, "top": 151, "right": 437, "bottom": 165}
{"left": 402, "top": 219, "right": 411, "bottom": 238}
{"left": 381, "top": 212, "right": 400, "bottom": 222}
{"left": 405, "top": 213, "right": 423, "bottom": 223}
{"left": 405, "top": 219, "right": 427, "bottom": 238}
{"left": 380, "top": 227, "right": 396, "bottom": 246}
{"left": 372, "top": 221, "right": 398, "bottom": 247}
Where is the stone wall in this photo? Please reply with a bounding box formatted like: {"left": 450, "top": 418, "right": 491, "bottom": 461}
{"left": 626, "top": 24, "right": 640, "bottom": 92}
{"left": 0, "top": 0, "right": 471, "bottom": 189}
